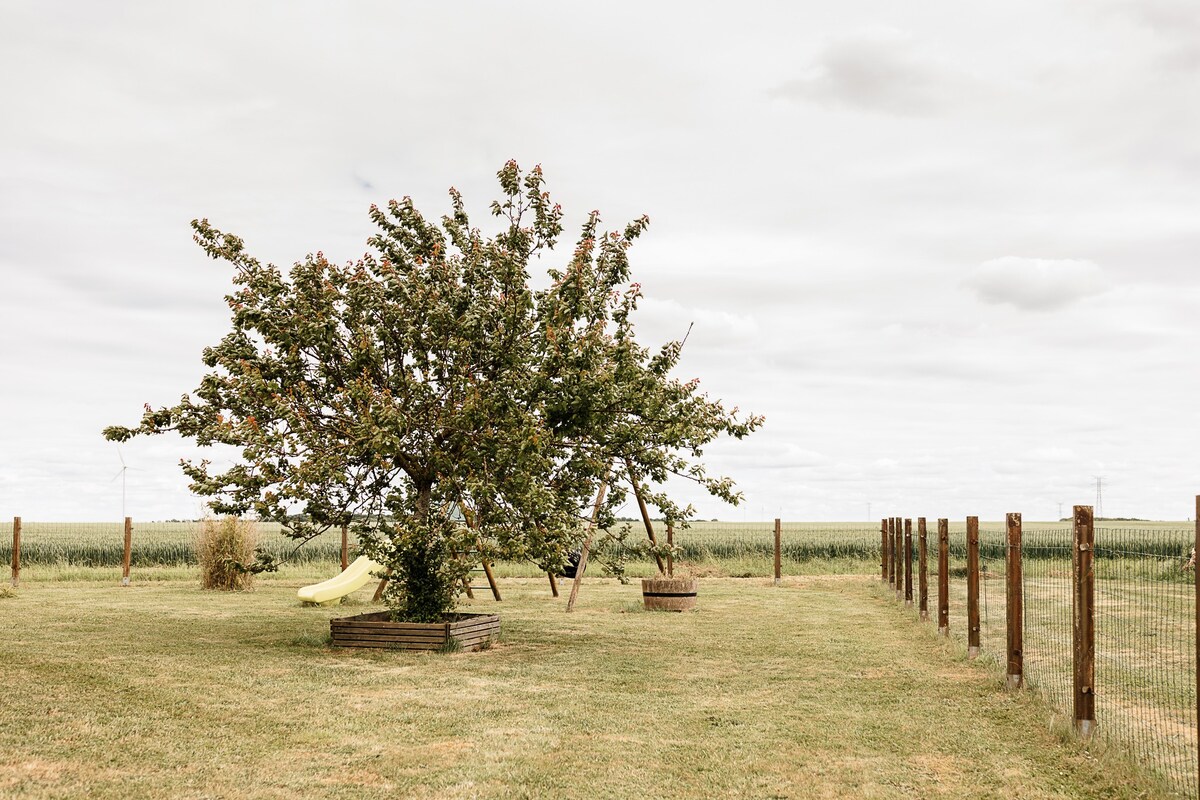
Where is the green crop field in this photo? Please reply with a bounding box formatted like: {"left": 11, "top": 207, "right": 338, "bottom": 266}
{"left": 3, "top": 520, "right": 1193, "bottom": 575}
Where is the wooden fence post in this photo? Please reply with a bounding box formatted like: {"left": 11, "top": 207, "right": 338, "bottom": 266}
{"left": 966, "top": 516, "right": 980, "bottom": 657}
{"left": 937, "top": 518, "right": 949, "bottom": 636}
{"left": 1006, "top": 512, "right": 1023, "bottom": 689}
{"left": 10, "top": 517, "right": 20, "bottom": 589}
{"left": 773, "top": 518, "right": 782, "bottom": 585}
{"left": 1073, "top": 505, "right": 1096, "bottom": 738}
{"left": 894, "top": 518, "right": 903, "bottom": 601}
{"left": 121, "top": 517, "right": 133, "bottom": 586}
{"left": 883, "top": 520, "right": 892, "bottom": 587}
{"left": 918, "top": 517, "right": 928, "bottom": 621}
{"left": 883, "top": 520, "right": 892, "bottom": 582}
{"left": 340, "top": 525, "right": 349, "bottom": 572}
{"left": 903, "top": 518, "right": 913, "bottom": 607}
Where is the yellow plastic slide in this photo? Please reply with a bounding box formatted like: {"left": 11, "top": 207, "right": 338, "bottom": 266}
{"left": 297, "top": 556, "right": 383, "bottom": 605}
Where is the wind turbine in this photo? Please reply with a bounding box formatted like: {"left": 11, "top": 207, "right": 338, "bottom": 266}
{"left": 111, "top": 448, "right": 142, "bottom": 519}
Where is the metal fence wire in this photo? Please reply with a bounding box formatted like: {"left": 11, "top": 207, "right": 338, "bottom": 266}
{"left": 1094, "top": 527, "right": 1197, "bottom": 797}
{"left": 0, "top": 520, "right": 354, "bottom": 568}
{"left": 899, "top": 520, "right": 1198, "bottom": 798}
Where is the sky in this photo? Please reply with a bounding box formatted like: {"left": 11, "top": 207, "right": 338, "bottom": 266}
{"left": 2, "top": 1, "right": 1198, "bottom": 523}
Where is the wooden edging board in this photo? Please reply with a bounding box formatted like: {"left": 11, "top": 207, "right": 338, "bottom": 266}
{"left": 330, "top": 611, "right": 500, "bottom": 652}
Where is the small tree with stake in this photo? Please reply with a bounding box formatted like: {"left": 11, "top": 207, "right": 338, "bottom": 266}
{"left": 104, "top": 161, "right": 762, "bottom": 622}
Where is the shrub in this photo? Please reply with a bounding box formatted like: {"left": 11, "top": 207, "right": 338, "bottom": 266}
{"left": 196, "top": 518, "right": 256, "bottom": 590}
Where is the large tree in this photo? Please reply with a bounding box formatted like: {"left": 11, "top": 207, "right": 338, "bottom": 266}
{"left": 104, "top": 162, "right": 761, "bottom": 621}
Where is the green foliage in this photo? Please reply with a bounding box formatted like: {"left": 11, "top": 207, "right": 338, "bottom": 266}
{"left": 104, "top": 162, "right": 761, "bottom": 621}
{"left": 196, "top": 517, "right": 256, "bottom": 590}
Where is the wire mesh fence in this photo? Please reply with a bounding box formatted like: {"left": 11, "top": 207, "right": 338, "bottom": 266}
{"left": 1021, "top": 526, "right": 1074, "bottom": 715}
{"left": 888, "top": 518, "right": 1198, "bottom": 798}
{"left": 604, "top": 521, "right": 881, "bottom": 575}
{"left": 1094, "top": 528, "right": 1197, "bottom": 797}
{"left": 0, "top": 520, "right": 355, "bottom": 568}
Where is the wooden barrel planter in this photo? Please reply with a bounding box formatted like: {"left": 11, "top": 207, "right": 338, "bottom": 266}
{"left": 641, "top": 577, "right": 698, "bottom": 612}
{"left": 330, "top": 612, "right": 499, "bottom": 651}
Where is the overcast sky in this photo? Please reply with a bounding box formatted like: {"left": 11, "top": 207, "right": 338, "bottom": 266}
{"left": 3, "top": 1, "right": 1198, "bottom": 523}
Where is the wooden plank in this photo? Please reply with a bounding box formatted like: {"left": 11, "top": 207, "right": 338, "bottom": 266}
{"left": 333, "top": 639, "right": 442, "bottom": 650}
{"left": 333, "top": 619, "right": 498, "bottom": 634}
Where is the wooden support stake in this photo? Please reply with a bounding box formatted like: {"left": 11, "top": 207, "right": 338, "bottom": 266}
{"left": 1006, "top": 512, "right": 1024, "bottom": 689}
{"left": 917, "top": 517, "right": 929, "bottom": 621}
{"left": 666, "top": 522, "right": 674, "bottom": 578}
{"left": 480, "top": 555, "right": 501, "bottom": 601}
{"left": 1073, "top": 504, "right": 1096, "bottom": 738}
{"left": 121, "top": 517, "right": 132, "bottom": 586}
{"left": 773, "top": 518, "right": 782, "bottom": 585}
{"left": 372, "top": 567, "right": 393, "bottom": 602}
{"left": 340, "top": 525, "right": 349, "bottom": 572}
{"left": 883, "top": 520, "right": 892, "bottom": 582}
{"left": 1195, "top": 495, "right": 1199, "bottom": 793}
{"left": 626, "top": 460, "right": 667, "bottom": 574}
{"left": 566, "top": 478, "right": 610, "bottom": 613}
{"left": 548, "top": 572, "right": 559, "bottom": 597}
{"left": 966, "top": 516, "right": 980, "bottom": 657}
{"left": 938, "top": 518, "right": 949, "bottom": 636}
{"left": 903, "top": 518, "right": 913, "bottom": 607}
{"left": 10, "top": 516, "right": 20, "bottom": 589}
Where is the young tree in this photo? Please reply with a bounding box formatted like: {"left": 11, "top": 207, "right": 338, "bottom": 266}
{"left": 104, "top": 162, "right": 761, "bottom": 622}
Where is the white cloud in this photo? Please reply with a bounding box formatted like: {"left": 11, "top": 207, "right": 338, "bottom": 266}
{"left": 770, "top": 31, "right": 973, "bottom": 115}
{"left": 964, "top": 257, "right": 1109, "bottom": 311}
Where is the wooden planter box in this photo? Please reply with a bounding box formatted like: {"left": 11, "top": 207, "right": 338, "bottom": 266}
{"left": 642, "top": 577, "right": 698, "bottom": 612}
{"left": 330, "top": 611, "right": 500, "bottom": 651}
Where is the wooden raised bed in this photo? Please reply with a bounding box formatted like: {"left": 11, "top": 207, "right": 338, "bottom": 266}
{"left": 642, "top": 576, "right": 698, "bottom": 612}
{"left": 330, "top": 611, "right": 499, "bottom": 651}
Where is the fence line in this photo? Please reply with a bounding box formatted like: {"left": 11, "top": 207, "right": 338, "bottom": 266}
{"left": 0, "top": 519, "right": 359, "bottom": 570}
{"left": 882, "top": 507, "right": 1198, "bottom": 798}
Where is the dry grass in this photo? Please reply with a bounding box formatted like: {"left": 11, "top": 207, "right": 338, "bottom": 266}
{"left": 195, "top": 517, "right": 256, "bottom": 590}
{"left": 0, "top": 571, "right": 1176, "bottom": 799}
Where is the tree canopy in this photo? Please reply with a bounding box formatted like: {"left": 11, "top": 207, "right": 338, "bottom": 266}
{"left": 104, "top": 161, "right": 762, "bottom": 621}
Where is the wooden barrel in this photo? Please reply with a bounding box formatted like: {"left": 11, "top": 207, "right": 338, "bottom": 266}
{"left": 641, "top": 577, "right": 698, "bottom": 612}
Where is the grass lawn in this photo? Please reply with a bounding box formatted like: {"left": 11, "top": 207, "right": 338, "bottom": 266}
{"left": 0, "top": 571, "right": 1176, "bottom": 799}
